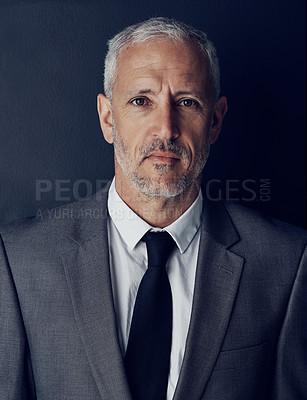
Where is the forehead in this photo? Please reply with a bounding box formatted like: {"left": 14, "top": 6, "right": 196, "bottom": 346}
{"left": 114, "top": 39, "right": 213, "bottom": 95}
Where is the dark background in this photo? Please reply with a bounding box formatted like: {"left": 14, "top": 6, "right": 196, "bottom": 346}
{"left": 0, "top": 0, "right": 306, "bottom": 228}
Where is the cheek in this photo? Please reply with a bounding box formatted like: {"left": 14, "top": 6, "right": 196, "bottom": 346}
{"left": 180, "top": 113, "right": 211, "bottom": 138}
{"left": 116, "top": 114, "right": 147, "bottom": 142}
{"left": 115, "top": 129, "right": 144, "bottom": 162}
{"left": 182, "top": 130, "right": 208, "bottom": 154}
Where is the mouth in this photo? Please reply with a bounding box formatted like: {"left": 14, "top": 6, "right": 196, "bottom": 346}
{"left": 145, "top": 151, "right": 181, "bottom": 164}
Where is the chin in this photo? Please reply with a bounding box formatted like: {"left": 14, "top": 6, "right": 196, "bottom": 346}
{"left": 131, "top": 175, "right": 192, "bottom": 198}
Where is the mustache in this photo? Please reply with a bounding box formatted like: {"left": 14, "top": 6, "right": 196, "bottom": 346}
{"left": 139, "top": 139, "right": 189, "bottom": 159}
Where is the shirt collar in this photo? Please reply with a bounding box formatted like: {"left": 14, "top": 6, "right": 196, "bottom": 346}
{"left": 108, "top": 179, "right": 203, "bottom": 254}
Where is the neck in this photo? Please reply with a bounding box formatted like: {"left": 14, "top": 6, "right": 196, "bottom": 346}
{"left": 114, "top": 175, "right": 201, "bottom": 228}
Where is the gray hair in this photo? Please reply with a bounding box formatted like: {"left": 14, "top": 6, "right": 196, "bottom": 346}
{"left": 104, "top": 17, "right": 220, "bottom": 101}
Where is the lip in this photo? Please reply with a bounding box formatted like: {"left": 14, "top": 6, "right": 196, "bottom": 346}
{"left": 146, "top": 151, "right": 180, "bottom": 162}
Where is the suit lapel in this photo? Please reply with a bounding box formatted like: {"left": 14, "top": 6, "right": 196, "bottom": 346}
{"left": 60, "top": 188, "right": 244, "bottom": 400}
{"left": 62, "top": 189, "right": 132, "bottom": 400}
{"left": 173, "top": 200, "right": 244, "bottom": 400}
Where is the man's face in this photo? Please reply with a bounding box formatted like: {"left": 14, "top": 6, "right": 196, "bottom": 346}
{"left": 99, "top": 39, "right": 227, "bottom": 197}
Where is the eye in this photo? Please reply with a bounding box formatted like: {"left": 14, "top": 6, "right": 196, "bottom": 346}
{"left": 130, "top": 97, "right": 148, "bottom": 106}
{"left": 178, "top": 98, "right": 199, "bottom": 107}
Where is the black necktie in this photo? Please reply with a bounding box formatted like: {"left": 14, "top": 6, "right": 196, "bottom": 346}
{"left": 124, "top": 231, "right": 175, "bottom": 400}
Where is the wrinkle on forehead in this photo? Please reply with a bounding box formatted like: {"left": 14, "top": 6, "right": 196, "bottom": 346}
{"left": 113, "top": 39, "right": 214, "bottom": 100}
{"left": 118, "top": 38, "right": 207, "bottom": 73}
{"left": 122, "top": 44, "right": 205, "bottom": 71}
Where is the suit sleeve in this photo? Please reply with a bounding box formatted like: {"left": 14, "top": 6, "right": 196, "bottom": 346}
{"left": 0, "top": 235, "right": 36, "bottom": 400}
{"left": 270, "top": 243, "right": 307, "bottom": 399}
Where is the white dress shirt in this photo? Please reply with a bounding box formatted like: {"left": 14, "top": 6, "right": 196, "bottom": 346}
{"left": 107, "top": 179, "right": 203, "bottom": 400}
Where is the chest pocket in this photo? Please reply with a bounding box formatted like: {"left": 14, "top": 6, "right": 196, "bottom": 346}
{"left": 214, "top": 341, "right": 269, "bottom": 372}
{"left": 201, "top": 341, "right": 273, "bottom": 400}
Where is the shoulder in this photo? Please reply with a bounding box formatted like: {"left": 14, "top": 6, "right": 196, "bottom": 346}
{"left": 223, "top": 201, "right": 307, "bottom": 261}
{"left": 0, "top": 188, "right": 109, "bottom": 254}
{"left": 224, "top": 201, "right": 306, "bottom": 239}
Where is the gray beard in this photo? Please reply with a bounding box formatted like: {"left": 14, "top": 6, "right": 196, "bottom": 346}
{"left": 112, "top": 123, "right": 210, "bottom": 198}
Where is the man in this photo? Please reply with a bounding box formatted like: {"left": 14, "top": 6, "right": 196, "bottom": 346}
{"left": 0, "top": 17, "right": 306, "bottom": 400}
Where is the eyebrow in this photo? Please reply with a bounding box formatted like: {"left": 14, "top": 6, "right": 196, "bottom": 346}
{"left": 127, "top": 89, "right": 155, "bottom": 96}
{"left": 174, "top": 90, "right": 203, "bottom": 98}
{"left": 128, "top": 89, "right": 204, "bottom": 98}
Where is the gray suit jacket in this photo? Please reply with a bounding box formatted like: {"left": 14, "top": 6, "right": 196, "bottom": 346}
{"left": 1, "top": 187, "right": 306, "bottom": 400}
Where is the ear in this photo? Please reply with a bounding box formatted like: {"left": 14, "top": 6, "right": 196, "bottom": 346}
{"left": 210, "top": 96, "right": 228, "bottom": 144}
{"left": 97, "top": 93, "right": 114, "bottom": 144}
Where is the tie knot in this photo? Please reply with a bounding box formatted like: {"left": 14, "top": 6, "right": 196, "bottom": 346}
{"left": 142, "top": 231, "right": 175, "bottom": 268}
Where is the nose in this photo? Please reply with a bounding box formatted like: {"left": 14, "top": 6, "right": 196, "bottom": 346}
{"left": 154, "top": 103, "right": 180, "bottom": 141}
